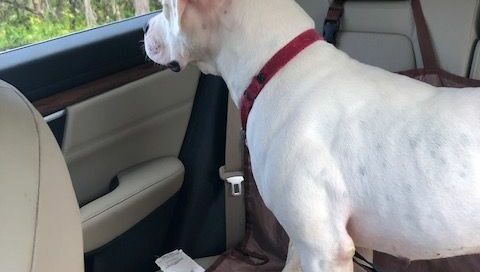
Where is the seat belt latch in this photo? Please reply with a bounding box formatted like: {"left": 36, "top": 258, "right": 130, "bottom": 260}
{"left": 219, "top": 166, "right": 244, "bottom": 197}
{"left": 226, "top": 176, "right": 244, "bottom": 197}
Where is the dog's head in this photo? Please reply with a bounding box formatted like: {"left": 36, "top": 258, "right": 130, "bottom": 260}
{"left": 144, "top": 0, "right": 226, "bottom": 74}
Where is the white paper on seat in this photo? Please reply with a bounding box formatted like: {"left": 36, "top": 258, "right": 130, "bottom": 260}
{"left": 156, "top": 250, "right": 205, "bottom": 272}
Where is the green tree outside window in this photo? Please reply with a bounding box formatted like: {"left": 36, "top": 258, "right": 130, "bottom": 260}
{"left": 0, "top": 0, "right": 162, "bottom": 53}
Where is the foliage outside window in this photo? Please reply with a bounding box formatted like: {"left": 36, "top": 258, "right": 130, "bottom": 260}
{"left": 0, "top": 0, "right": 162, "bottom": 53}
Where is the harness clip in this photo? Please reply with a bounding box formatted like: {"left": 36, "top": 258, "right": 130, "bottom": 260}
{"left": 323, "top": 20, "right": 341, "bottom": 45}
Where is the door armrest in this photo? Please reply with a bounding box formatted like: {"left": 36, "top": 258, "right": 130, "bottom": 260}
{"left": 81, "top": 157, "right": 184, "bottom": 252}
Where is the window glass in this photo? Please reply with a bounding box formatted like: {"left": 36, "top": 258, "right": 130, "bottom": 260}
{"left": 0, "top": 0, "right": 161, "bottom": 53}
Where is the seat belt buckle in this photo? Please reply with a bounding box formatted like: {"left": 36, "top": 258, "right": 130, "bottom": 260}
{"left": 219, "top": 166, "right": 244, "bottom": 197}
{"left": 226, "top": 176, "right": 244, "bottom": 197}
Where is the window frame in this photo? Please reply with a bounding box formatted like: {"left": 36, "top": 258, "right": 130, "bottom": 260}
{"left": 0, "top": 12, "right": 159, "bottom": 102}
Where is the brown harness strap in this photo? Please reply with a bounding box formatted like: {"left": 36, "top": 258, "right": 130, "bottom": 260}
{"left": 325, "top": 0, "right": 347, "bottom": 22}
{"left": 398, "top": 0, "right": 480, "bottom": 87}
{"left": 410, "top": 0, "right": 438, "bottom": 70}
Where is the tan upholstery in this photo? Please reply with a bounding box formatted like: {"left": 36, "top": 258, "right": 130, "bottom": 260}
{"left": 81, "top": 157, "right": 184, "bottom": 252}
{"left": 338, "top": 32, "right": 416, "bottom": 72}
{"left": 338, "top": 1, "right": 418, "bottom": 72}
{"left": 0, "top": 81, "right": 83, "bottom": 272}
{"left": 297, "top": 0, "right": 480, "bottom": 75}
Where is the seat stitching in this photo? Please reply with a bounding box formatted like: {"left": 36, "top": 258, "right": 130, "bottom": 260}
{"left": 11, "top": 90, "right": 42, "bottom": 272}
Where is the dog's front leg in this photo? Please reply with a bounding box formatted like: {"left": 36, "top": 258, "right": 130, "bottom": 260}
{"left": 293, "top": 224, "right": 355, "bottom": 272}
{"left": 259, "top": 140, "right": 355, "bottom": 271}
{"left": 283, "top": 241, "right": 303, "bottom": 272}
{"left": 274, "top": 188, "right": 355, "bottom": 272}
{"left": 277, "top": 175, "right": 355, "bottom": 271}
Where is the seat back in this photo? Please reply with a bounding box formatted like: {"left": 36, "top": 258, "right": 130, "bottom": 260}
{"left": 297, "top": 0, "right": 479, "bottom": 75}
{"left": 338, "top": 1, "right": 417, "bottom": 72}
{"left": 0, "top": 81, "right": 83, "bottom": 272}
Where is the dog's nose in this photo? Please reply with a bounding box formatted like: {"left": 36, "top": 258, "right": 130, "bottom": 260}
{"left": 167, "top": 61, "right": 181, "bottom": 72}
{"left": 143, "top": 22, "right": 150, "bottom": 34}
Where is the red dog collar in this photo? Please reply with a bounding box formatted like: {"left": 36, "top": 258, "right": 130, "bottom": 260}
{"left": 240, "top": 29, "right": 322, "bottom": 130}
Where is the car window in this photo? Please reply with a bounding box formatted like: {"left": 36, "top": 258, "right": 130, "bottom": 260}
{"left": 0, "top": 0, "right": 161, "bottom": 53}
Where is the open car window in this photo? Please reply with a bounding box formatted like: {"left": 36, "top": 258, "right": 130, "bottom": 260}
{"left": 0, "top": 0, "right": 162, "bottom": 53}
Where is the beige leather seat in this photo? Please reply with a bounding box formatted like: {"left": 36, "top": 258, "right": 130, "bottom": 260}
{"left": 335, "top": 0, "right": 479, "bottom": 76}
{"left": 0, "top": 80, "right": 84, "bottom": 272}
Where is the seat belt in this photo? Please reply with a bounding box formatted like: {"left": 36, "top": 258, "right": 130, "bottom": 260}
{"left": 219, "top": 97, "right": 246, "bottom": 249}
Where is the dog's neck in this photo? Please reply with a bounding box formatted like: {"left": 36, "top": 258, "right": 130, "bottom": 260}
{"left": 213, "top": 0, "right": 315, "bottom": 107}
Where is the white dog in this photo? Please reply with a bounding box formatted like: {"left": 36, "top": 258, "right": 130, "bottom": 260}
{"left": 144, "top": 0, "right": 480, "bottom": 271}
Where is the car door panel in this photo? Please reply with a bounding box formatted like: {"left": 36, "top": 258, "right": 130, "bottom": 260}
{"left": 63, "top": 66, "right": 199, "bottom": 206}
{"left": 84, "top": 74, "right": 228, "bottom": 272}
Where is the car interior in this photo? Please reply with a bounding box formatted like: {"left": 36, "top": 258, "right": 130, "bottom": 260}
{"left": 0, "top": 0, "right": 479, "bottom": 271}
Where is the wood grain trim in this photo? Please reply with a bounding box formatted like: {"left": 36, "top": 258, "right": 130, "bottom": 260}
{"left": 33, "top": 63, "right": 163, "bottom": 116}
